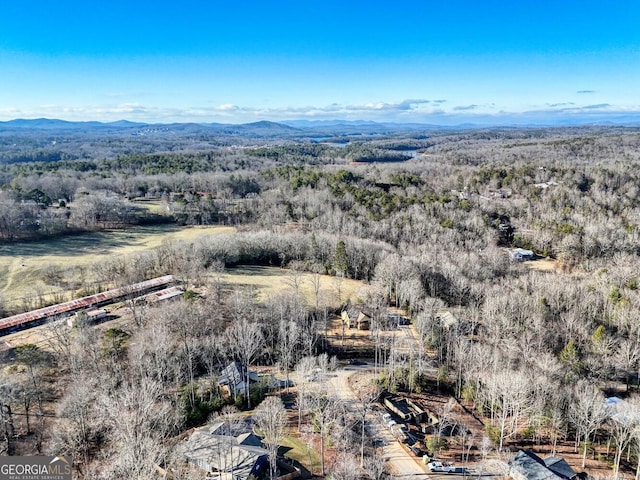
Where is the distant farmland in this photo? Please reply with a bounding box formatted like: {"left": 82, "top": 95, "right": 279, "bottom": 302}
{"left": 0, "top": 225, "right": 235, "bottom": 310}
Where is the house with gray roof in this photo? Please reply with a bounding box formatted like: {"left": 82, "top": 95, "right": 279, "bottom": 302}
{"left": 341, "top": 307, "right": 372, "bottom": 330}
{"left": 509, "top": 450, "right": 580, "bottom": 480}
{"left": 219, "top": 362, "right": 261, "bottom": 398}
{"left": 510, "top": 248, "right": 535, "bottom": 261}
{"left": 177, "top": 421, "right": 269, "bottom": 480}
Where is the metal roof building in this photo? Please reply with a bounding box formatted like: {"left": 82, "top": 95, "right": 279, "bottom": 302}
{"left": 0, "top": 275, "right": 174, "bottom": 333}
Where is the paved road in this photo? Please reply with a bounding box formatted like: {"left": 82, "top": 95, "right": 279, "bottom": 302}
{"left": 293, "top": 365, "right": 499, "bottom": 480}
{"left": 325, "top": 365, "right": 429, "bottom": 479}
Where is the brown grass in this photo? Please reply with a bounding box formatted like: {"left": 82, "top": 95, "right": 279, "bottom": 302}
{"left": 0, "top": 225, "right": 235, "bottom": 309}
{"left": 526, "top": 257, "right": 558, "bottom": 272}
{"left": 220, "top": 266, "right": 366, "bottom": 308}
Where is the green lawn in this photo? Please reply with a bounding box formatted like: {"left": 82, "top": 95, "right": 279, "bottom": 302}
{"left": 280, "top": 434, "right": 320, "bottom": 476}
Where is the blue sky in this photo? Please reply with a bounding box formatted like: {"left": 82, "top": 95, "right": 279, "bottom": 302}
{"left": 1, "top": 1, "right": 639, "bottom": 125}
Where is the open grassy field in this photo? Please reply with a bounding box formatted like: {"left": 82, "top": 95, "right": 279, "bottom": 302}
{"left": 220, "top": 266, "right": 366, "bottom": 308}
{"left": 0, "top": 223, "right": 366, "bottom": 315}
{"left": 526, "top": 257, "right": 558, "bottom": 272}
{"left": 130, "top": 198, "right": 167, "bottom": 214}
{"left": 0, "top": 225, "right": 235, "bottom": 310}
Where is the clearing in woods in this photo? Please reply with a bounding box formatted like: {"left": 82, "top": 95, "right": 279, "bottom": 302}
{"left": 526, "top": 257, "right": 557, "bottom": 272}
{"left": 1, "top": 265, "right": 367, "bottom": 353}
{"left": 220, "top": 266, "right": 366, "bottom": 308}
{"left": 0, "top": 225, "right": 235, "bottom": 309}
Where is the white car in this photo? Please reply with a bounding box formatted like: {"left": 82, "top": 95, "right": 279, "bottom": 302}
{"left": 427, "top": 461, "right": 456, "bottom": 473}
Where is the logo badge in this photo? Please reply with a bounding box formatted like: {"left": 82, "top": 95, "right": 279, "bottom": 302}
{"left": 0, "top": 456, "right": 72, "bottom": 480}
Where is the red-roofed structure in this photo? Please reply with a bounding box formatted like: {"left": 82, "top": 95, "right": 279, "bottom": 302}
{"left": 0, "top": 275, "right": 174, "bottom": 333}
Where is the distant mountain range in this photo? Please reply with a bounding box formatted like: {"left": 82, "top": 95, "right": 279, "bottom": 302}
{"left": 0, "top": 118, "right": 422, "bottom": 130}
{"left": 1, "top": 117, "right": 639, "bottom": 138}
{"left": 0, "top": 118, "right": 437, "bottom": 139}
{"left": 2, "top": 117, "right": 639, "bottom": 164}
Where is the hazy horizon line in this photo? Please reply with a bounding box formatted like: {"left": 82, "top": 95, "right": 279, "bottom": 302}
{"left": 1, "top": 114, "right": 640, "bottom": 129}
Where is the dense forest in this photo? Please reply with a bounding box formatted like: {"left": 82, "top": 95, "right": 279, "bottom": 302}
{"left": 2, "top": 125, "right": 640, "bottom": 479}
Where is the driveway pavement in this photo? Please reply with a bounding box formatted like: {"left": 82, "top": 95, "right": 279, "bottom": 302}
{"left": 326, "top": 365, "right": 429, "bottom": 479}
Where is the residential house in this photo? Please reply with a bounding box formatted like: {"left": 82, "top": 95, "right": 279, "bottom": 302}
{"left": 510, "top": 248, "right": 535, "bottom": 261}
{"left": 219, "top": 362, "right": 261, "bottom": 398}
{"left": 389, "top": 314, "right": 410, "bottom": 327}
{"left": 177, "top": 420, "right": 269, "bottom": 480}
{"left": 436, "top": 311, "right": 459, "bottom": 330}
{"left": 341, "top": 307, "right": 372, "bottom": 330}
{"left": 509, "top": 450, "right": 581, "bottom": 480}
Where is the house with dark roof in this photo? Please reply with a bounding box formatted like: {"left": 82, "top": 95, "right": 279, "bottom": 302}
{"left": 177, "top": 421, "right": 269, "bottom": 480}
{"left": 218, "top": 362, "right": 261, "bottom": 398}
{"left": 509, "top": 450, "right": 581, "bottom": 480}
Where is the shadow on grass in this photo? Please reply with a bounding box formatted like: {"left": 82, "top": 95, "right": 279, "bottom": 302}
{"left": 277, "top": 448, "right": 312, "bottom": 479}
{"left": 227, "top": 265, "right": 287, "bottom": 277}
{"left": 279, "top": 436, "right": 319, "bottom": 479}
{"left": 0, "top": 225, "right": 186, "bottom": 258}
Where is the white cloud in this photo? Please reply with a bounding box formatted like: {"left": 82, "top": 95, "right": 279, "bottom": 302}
{"left": 215, "top": 103, "right": 239, "bottom": 111}
{"left": 1, "top": 99, "right": 639, "bottom": 126}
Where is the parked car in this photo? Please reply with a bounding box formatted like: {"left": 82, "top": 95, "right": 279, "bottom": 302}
{"left": 427, "top": 461, "right": 456, "bottom": 473}
{"left": 348, "top": 358, "right": 367, "bottom": 365}
{"left": 410, "top": 445, "right": 424, "bottom": 457}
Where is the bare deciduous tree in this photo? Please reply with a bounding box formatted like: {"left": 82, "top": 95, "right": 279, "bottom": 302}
{"left": 607, "top": 397, "right": 640, "bottom": 480}
{"left": 100, "top": 377, "right": 179, "bottom": 480}
{"left": 484, "top": 369, "right": 533, "bottom": 450}
{"left": 364, "top": 451, "right": 387, "bottom": 480}
{"left": 295, "top": 356, "right": 317, "bottom": 431}
{"left": 616, "top": 338, "right": 640, "bottom": 392}
{"left": 331, "top": 452, "right": 361, "bottom": 480}
{"left": 54, "top": 374, "right": 102, "bottom": 468}
{"left": 43, "top": 318, "right": 73, "bottom": 366}
{"left": 305, "top": 388, "right": 343, "bottom": 476}
{"left": 226, "top": 317, "right": 264, "bottom": 409}
{"left": 268, "top": 293, "right": 304, "bottom": 393}
{"left": 570, "top": 380, "right": 608, "bottom": 468}
{"left": 353, "top": 380, "right": 381, "bottom": 467}
{"left": 0, "top": 372, "right": 16, "bottom": 455}
{"left": 14, "top": 344, "right": 46, "bottom": 431}
{"left": 255, "top": 396, "right": 287, "bottom": 480}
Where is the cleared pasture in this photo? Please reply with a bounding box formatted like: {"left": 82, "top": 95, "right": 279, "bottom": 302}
{"left": 0, "top": 225, "right": 235, "bottom": 309}
{"left": 220, "top": 266, "right": 366, "bottom": 307}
